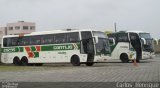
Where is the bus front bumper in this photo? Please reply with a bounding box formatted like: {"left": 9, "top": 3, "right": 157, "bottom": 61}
{"left": 142, "top": 52, "right": 155, "bottom": 60}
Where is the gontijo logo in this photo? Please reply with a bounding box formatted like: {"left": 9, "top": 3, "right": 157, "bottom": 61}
{"left": 53, "top": 44, "right": 78, "bottom": 50}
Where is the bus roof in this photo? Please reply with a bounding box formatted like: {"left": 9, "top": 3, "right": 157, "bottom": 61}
{"left": 2, "top": 29, "right": 102, "bottom": 38}
{"left": 108, "top": 30, "right": 150, "bottom": 35}
{"left": 126, "top": 30, "right": 149, "bottom": 34}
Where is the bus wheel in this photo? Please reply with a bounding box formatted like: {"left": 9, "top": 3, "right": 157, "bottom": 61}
{"left": 21, "top": 56, "right": 28, "bottom": 66}
{"left": 120, "top": 54, "right": 129, "bottom": 63}
{"left": 71, "top": 55, "right": 80, "bottom": 66}
{"left": 86, "top": 62, "right": 94, "bottom": 66}
{"left": 13, "top": 57, "right": 21, "bottom": 66}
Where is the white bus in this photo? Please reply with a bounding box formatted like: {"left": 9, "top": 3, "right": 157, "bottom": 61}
{"left": 108, "top": 31, "right": 154, "bottom": 63}
{"left": 1, "top": 29, "right": 111, "bottom": 66}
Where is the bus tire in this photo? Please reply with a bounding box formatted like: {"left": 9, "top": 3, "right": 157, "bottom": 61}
{"left": 71, "top": 55, "right": 80, "bottom": 66}
{"left": 86, "top": 62, "right": 94, "bottom": 66}
{"left": 21, "top": 56, "right": 28, "bottom": 66}
{"left": 120, "top": 53, "right": 129, "bottom": 63}
{"left": 13, "top": 57, "right": 21, "bottom": 66}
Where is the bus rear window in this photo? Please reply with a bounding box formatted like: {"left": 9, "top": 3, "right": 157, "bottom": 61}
{"left": 3, "top": 38, "right": 8, "bottom": 47}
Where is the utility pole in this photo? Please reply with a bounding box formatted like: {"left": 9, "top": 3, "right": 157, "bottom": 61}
{"left": 114, "top": 22, "right": 117, "bottom": 32}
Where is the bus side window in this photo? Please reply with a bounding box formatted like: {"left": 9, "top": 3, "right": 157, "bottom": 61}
{"left": 67, "top": 32, "right": 79, "bottom": 43}
{"left": 11, "top": 37, "right": 18, "bottom": 46}
{"left": 41, "top": 35, "right": 54, "bottom": 44}
{"left": 54, "top": 34, "right": 67, "bottom": 44}
{"left": 17, "top": 37, "right": 29, "bottom": 46}
{"left": 41, "top": 35, "right": 45, "bottom": 44}
{"left": 3, "top": 38, "right": 8, "bottom": 47}
{"left": 8, "top": 38, "right": 12, "bottom": 47}
{"left": 30, "top": 36, "right": 41, "bottom": 45}
{"left": 47, "top": 35, "right": 53, "bottom": 44}
{"left": 23, "top": 37, "right": 30, "bottom": 46}
{"left": 30, "top": 36, "right": 35, "bottom": 45}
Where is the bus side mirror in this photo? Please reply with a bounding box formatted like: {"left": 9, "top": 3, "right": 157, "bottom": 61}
{"left": 141, "top": 38, "right": 146, "bottom": 45}
{"left": 108, "top": 38, "right": 115, "bottom": 45}
{"left": 154, "top": 39, "right": 159, "bottom": 45}
{"left": 93, "top": 36, "right": 98, "bottom": 44}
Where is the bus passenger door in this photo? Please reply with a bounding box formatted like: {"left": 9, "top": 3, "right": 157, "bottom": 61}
{"left": 81, "top": 32, "right": 95, "bottom": 62}
{"left": 129, "top": 33, "right": 142, "bottom": 60}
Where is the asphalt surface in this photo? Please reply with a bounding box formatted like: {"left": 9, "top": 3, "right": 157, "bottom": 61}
{"left": 0, "top": 55, "right": 160, "bottom": 83}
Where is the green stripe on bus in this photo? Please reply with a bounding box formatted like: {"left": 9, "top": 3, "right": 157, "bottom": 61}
{"left": 2, "top": 47, "right": 24, "bottom": 53}
{"left": 41, "top": 45, "right": 53, "bottom": 51}
{"left": 19, "top": 47, "right": 24, "bottom": 52}
{"left": 1, "top": 43, "right": 80, "bottom": 53}
{"left": 41, "top": 44, "right": 80, "bottom": 51}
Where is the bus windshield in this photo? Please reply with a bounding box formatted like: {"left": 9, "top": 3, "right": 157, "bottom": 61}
{"left": 139, "top": 33, "right": 153, "bottom": 52}
{"left": 139, "top": 33, "right": 151, "bottom": 39}
{"left": 93, "top": 31, "right": 110, "bottom": 54}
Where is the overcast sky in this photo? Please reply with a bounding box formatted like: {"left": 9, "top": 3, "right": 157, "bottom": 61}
{"left": 0, "top": 0, "right": 159, "bottom": 38}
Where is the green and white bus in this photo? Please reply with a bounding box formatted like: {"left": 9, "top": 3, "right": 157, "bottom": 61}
{"left": 1, "top": 29, "right": 111, "bottom": 66}
{"left": 108, "top": 31, "right": 154, "bottom": 63}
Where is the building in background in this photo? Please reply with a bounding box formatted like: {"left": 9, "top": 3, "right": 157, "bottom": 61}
{"left": 6, "top": 21, "right": 35, "bottom": 35}
{"left": 0, "top": 27, "right": 7, "bottom": 44}
{"left": 0, "top": 21, "right": 36, "bottom": 44}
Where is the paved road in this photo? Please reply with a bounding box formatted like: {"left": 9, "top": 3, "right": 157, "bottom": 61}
{"left": 0, "top": 55, "right": 160, "bottom": 82}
